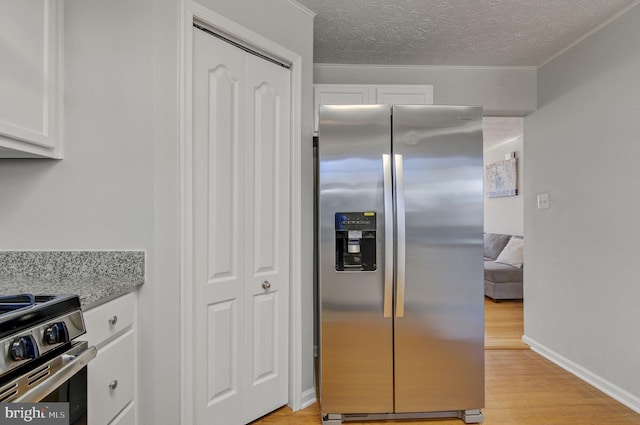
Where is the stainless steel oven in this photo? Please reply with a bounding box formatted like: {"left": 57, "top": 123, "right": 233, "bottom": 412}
{"left": 0, "top": 295, "right": 96, "bottom": 425}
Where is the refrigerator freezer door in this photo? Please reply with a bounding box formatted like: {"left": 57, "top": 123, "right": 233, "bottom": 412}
{"left": 318, "top": 105, "right": 394, "bottom": 413}
{"left": 392, "top": 105, "right": 485, "bottom": 412}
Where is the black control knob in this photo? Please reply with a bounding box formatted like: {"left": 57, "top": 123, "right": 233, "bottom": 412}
{"left": 9, "top": 336, "right": 39, "bottom": 361}
{"left": 44, "top": 322, "right": 69, "bottom": 345}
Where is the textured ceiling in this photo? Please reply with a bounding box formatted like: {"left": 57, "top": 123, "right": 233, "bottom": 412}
{"left": 296, "top": 0, "right": 637, "bottom": 66}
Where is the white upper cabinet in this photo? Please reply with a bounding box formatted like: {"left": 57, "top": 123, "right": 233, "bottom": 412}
{"left": 314, "top": 84, "right": 433, "bottom": 132}
{"left": 374, "top": 85, "right": 434, "bottom": 105}
{"left": 0, "top": 0, "right": 63, "bottom": 158}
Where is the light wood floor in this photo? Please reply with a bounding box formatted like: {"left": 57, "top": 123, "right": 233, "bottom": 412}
{"left": 251, "top": 299, "right": 640, "bottom": 425}
{"left": 484, "top": 297, "right": 529, "bottom": 350}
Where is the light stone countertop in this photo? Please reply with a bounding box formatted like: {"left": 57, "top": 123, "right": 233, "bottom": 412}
{"left": 0, "top": 251, "right": 144, "bottom": 309}
{"left": 0, "top": 275, "right": 143, "bottom": 309}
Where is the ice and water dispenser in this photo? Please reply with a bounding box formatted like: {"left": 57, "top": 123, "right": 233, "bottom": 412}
{"left": 334, "top": 212, "right": 376, "bottom": 271}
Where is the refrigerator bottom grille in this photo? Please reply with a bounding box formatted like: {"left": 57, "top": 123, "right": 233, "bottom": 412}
{"left": 322, "top": 409, "right": 483, "bottom": 424}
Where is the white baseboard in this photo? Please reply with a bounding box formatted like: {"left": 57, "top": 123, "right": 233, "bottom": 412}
{"left": 300, "top": 387, "right": 317, "bottom": 410}
{"left": 522, "top": 335, "right": 640, "bottom": 414}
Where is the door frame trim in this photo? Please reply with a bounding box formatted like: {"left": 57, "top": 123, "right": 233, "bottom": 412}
{"left": 179, "top": 2, "right": 304, "bottom": 423}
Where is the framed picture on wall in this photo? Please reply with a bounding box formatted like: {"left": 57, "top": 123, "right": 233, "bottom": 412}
{"left": 486, "top": 157, "right": 518, "bottom": 197}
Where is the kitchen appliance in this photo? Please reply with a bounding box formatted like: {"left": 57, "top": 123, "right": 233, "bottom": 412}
{"left": 0, "top": 294, "right": 96, "bottom": 424}
{"left": 318, "top": 104, "right": 484, "bottom": 424}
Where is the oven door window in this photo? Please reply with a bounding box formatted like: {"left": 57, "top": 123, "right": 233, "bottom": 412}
{"left": 42, "top": 366, "right": 87, "bottom": 425}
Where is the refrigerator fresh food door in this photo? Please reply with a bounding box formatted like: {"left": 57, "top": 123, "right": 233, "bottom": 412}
{"left": 392, "top": 105, "right": 485, "bottom": 412}
{"left": 318, "top": 104, "right": 394, "bottom": 414}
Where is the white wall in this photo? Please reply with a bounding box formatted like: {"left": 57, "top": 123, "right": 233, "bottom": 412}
{"left": 146, "top": 0, "right": 180, "bottom": 423}
{"left": 0, "top": 1, "right": 314, "bottom": 424}
{"left": 0, "top": 0, "right": 154, "bottom": 249}
{"left": 314, "top": 63, "right": 537, "bottom": 115}
{"left": 523, "top": 3, "right": 640, "bottom": 412}
{"left": 483, "top": 130, "right": 524, "bottom": 236}
{"left": 0, "top": 0, "right": 161, "bottom": 422}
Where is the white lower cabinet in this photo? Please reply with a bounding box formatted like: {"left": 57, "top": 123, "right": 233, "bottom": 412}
{"left": 79, "top": 292, "right": 136, "bottom": 425}
{"left": 109, "top": 403, "right": 135, "bottom": 425}
{"left": 88, "top": 331, "right": 135, "bottom": 424}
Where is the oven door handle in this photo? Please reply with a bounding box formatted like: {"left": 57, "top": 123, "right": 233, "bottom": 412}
{"left": 14, "top": 344, "right": 97, "bottom": 403}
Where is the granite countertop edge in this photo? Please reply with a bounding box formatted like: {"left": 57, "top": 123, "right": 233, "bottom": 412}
{"left": 0, "top": 275, "right": 143, "bottom": 310}
{"left": 0, "top": 250, "right": 145, "bottom": 309}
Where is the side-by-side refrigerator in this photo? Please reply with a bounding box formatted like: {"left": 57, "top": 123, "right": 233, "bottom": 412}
{"left": 317, "top": 104, "right": 485, "bottom": 424}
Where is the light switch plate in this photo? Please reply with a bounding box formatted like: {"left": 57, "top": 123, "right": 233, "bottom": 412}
{"left": 537, "top": 193, "right": 550, "bottom": 209}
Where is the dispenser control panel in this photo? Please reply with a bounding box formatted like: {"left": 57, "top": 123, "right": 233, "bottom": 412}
{"left": 335, "top": 212, "right": 376, "bottom": 271}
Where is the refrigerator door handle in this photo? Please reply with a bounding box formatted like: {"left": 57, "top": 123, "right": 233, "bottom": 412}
{"left": 394, "top": 154, "right": 406, "bottom": 317}
{"left": 382, "top": 154, "right": 394, "bottom": 318}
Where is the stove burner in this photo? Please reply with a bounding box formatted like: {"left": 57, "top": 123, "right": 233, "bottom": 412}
{"left": 0, "top": 294, "right": 37, "bottom": 313}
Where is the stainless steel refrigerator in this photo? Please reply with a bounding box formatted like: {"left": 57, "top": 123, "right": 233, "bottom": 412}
{"left": 317, "top": 104, "right": 485, "bottom": 424}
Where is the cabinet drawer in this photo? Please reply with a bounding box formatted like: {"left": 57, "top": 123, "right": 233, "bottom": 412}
{"left": 88, "top": 330, "right": 135, "bottom": 425}
{"left": 82, "top": 292, "right": 134, "bottom": 347}
{"left": 109, "top": 402, "right": 135, "bottom": 425}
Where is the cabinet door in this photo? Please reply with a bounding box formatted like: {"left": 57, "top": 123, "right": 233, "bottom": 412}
{"left": 88, "top": 330, "right": 135, "bottom": 425}
{"left": 109, "top": 404, "right": 135, "bottom": 425}
{"left": 314, "top": 84, "right": 434, "bottom": 132}
{"left": 0, "top": 0, "right": 62, "bottom": 158}
{"left": 375, "top": 85, "right": 433, "bottom": 105}
{"left": 313, "top": 85, "right": 371, "bottom": 132}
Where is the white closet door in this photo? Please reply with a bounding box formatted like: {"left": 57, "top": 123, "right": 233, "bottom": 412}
{"left": 242, "top": 54, "right": 290, "bottom": 423}
{"left": 193, "top": 28, "right": 246, "bottom": 425}
{"left": 192, "top": 27, "right": 290, "bottom": 425}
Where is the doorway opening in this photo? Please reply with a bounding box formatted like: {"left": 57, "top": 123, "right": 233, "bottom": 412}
{"left": 482, "top": 116, "right": 526, "bottom": 350}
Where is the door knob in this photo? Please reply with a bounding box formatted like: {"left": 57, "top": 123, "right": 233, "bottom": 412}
{"left": 261, "top": 281, "right": 271, "bottom": 289}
